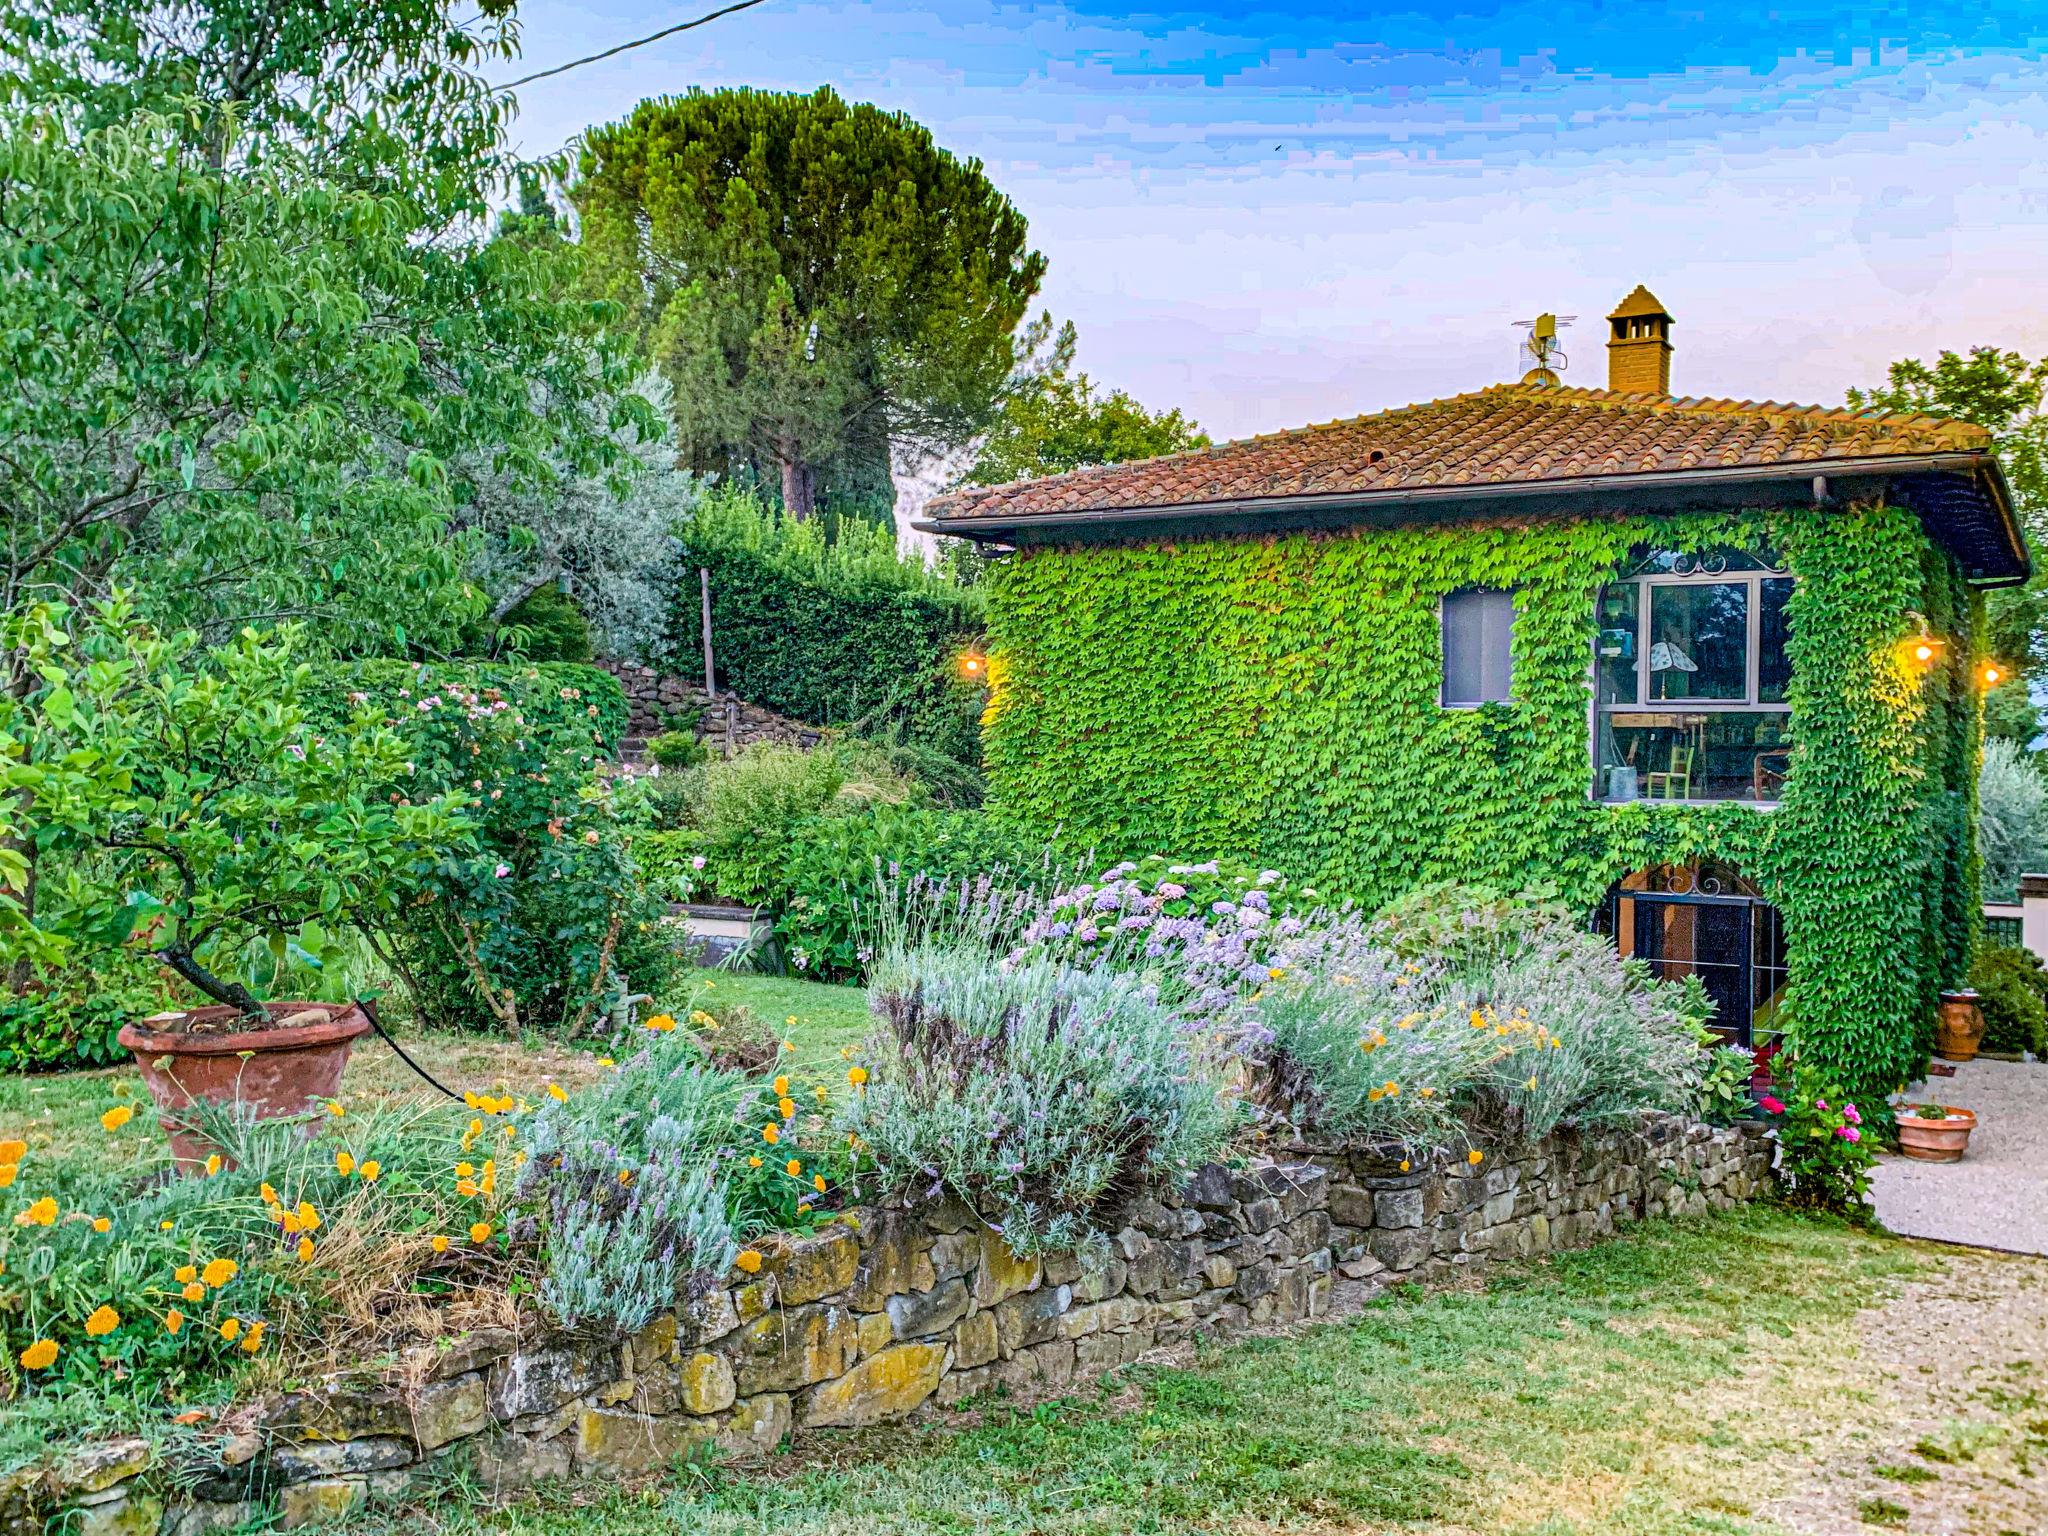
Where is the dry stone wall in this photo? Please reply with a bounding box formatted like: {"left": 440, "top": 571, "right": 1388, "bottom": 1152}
{"left": 597, "top": 661, "right": 825, "bottom": 755}
{"left": 30, "top": 1117, "right": 1772, "bottom": 1534}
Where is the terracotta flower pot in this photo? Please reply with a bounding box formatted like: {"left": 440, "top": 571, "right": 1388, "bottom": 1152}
{"left": 1895, "top": 1104, "right": 1977, "bottom": 1163}
{"left": 118, "top": 1001, "right": 371, "bottom": 1172}
{"left": 1934, "top": 990, "right": 1984, "bottom": 1063}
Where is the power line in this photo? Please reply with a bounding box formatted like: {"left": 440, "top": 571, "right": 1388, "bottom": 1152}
{"left": 493, "top": 0, "right": 773, "bottom": 92}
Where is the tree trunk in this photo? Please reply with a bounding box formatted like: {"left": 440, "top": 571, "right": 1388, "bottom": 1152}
{"left": 778, "top": 443, "right": 818, "bottom": 521}
{"left": 156, "top": 943, "right": 268, "bottom": 1019}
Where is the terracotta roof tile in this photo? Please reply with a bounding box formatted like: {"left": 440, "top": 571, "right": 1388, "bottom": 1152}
{"left": 923, "top": 384, "right": 1993, "bottom": 524}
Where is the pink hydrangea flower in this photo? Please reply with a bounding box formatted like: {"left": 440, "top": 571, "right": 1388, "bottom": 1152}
{"left": 1837, "top": 1125, "right": 1860, "bottom": 1143}
{"left": 1843, "top": 1103, "right": 1861, "bottom": 1125}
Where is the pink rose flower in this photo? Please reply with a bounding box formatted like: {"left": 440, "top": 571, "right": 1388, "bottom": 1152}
{"left": 1759, "top": 1095, "right": 1785, "bottom": 1115}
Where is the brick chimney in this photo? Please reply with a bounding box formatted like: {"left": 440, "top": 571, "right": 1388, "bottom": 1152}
{"left": 1606, "top": 285, "right": 1673, "bottom": 395}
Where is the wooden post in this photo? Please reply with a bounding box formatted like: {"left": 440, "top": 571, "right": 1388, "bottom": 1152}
{"left": 699, "top": 567, "right": 716, "bottom": 699}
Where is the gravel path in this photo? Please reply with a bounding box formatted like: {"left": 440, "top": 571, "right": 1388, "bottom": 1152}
{"left": 1763, "top": 1244, "right": 2048, "bottom": 1536}
{"left": 1870, "top": 1059, "right": 2048, "bottom": 1256}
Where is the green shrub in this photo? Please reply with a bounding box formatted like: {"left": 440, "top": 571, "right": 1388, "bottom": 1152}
{"left": 332, "top": 669, "right": 676, "bottom": 1035}
{"left": 1968, "top": 943, "right": 2048, "bottom": 1056}
{"left": 0, "top": 991, "right": 134, "bottom": 1073}
{"left": 774, "top": 806, "right": 1062, "bottom": 977}
{"left": 646, "top": 730, "right": 708, "bottom": 769}
{"left": 1978, "top": 737, "right": 2047, "bottom": 902}
{"left": 633, "top": 829, "right": 707, "bottom": 903}
{"left": 690, "top": 742, "right": 923, "bottom": 905}
{"left": 303, "top": 659, "right": 628, "bottom": 755}
{"left": 1760, "top": 1063, "right": 1874, "bottom": 1217}
{"left": 842, "top": 940, "right": 1237, "bottom": 1254}
{"left": 674, "top": 489, "right": 984, "bottom": 766}
{"left": 497, "top": 585, "right": 593, "bottom": 663}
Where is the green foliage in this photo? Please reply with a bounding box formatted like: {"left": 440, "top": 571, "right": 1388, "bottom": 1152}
{"left": 983, "top": 504, "right": 1980, "bottom": 1105}
{"left": 497, "top": 587, "right": 594, "bottom": 663}
{"left": 576, "top": 86, "right": 1045, "bottom": 517}
{"left": 1976, "top": 736, "right": 2045, "bottom": 902}
{"left": 0, "top": 6, "right": 653, "bottom": 660}
{"left": 304, "top": 660, "right": 629, "bottom": 756}
{"left": 1967, "top": 943, "right": 2048, "bottom": 1056}
{"left": 844, "top": 941, "right": 1237, "bottom": 1254}
{"left": 675, "top": 490, "right": 985, "bottom": 770}
{"left": 324, "top": 668, "right": 672, "bottom": 1036}
{"left": 1697, "top": 1043, "right": 1759, "bottom": 1126}
{"left": 1760, "top": 1064, "right": 1875, "bottom": 1218}
{"left": 1851, "top": 347, "right": 2047, "bottom": 696}
{"left": 646, "top": 731, "right": 709, "bottom": 770}
{"left": 0, "top": 991, "right": 134, "bottom": 1073}
{"left": 633, "top": 829, "right": 705, "bottom": 903}
{"left": 0, "top": 601, "right": 472, "bottom": 1013}
{"left": 960, "top": 326, "right": 1211, "bottom": 487}
{"left": 771, "top": 806, "right": 1062, "bottom": 978}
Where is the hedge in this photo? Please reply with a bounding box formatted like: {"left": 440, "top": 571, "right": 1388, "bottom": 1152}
{"left": 672, "top": 491, "right": 983, "bottom": 764}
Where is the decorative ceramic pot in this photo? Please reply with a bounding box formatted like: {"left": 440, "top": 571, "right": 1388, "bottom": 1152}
{"left": 118, "top": 1001, "right": 371, "bottom": 1171}
{"left": 1895, "top": 1104, "right": 1977, "bottom": 1163}
{"left": 1934, "top": 990, "right": 1984, "bottom": 1063}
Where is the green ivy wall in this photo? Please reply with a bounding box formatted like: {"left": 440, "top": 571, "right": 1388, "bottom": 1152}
{"left": 983, "top": 502, "right": 1983, "bottom": 1102}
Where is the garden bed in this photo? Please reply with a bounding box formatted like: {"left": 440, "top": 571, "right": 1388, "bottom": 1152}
{"left": 20, "top": 1117, "right": 1771, "bottom": 1532}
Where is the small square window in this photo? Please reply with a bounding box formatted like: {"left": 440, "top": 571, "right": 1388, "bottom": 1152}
{"left": 1442, "top": 588, "right": 1515, "bottom": 706}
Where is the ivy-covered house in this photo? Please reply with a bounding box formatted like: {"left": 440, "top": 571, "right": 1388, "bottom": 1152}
{"left": 919, "top": 286, "right": 2027, "bottom": 1102}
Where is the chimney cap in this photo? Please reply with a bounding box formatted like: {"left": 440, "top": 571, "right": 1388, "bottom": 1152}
{"left": 1607, "top": 284, "right": 1672, "bottom": 323}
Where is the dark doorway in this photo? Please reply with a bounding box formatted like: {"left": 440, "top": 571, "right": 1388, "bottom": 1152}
{"left": 1597, "top": 863, "right": 1788, "bottom": 1048}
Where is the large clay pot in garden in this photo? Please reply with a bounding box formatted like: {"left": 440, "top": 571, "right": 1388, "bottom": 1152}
{"left": 1934, "top": 990, "right": 1984, "bottom": 1063}
{"left": 118, "top": 1001, "right": 371, "bottom": 1171}
{"left": 1895, "top": 1104, "right": 1977, "bottom": 1163}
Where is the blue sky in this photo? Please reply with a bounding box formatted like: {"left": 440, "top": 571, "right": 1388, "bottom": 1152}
{"left": 502, "top": 2, "right": 2048, "bottom": 442}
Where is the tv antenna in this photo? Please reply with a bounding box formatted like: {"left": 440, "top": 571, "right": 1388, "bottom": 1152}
{"left": 1513, "top": 312, "right": 1575, "bottom": 386}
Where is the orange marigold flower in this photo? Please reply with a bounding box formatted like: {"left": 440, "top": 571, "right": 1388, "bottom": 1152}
{"left": 201, "top": 1258, "right": 238, "bottom": 1288}
{"left": 735, "top": 1249, "right": 763, "bottom": 1274}
{"left": 91, "top": 1216, "right": 110, "bottom": 1234}
{"left": 546, "top": 1083, "right": 567, "bottom": 1102}
{"left": 334, "top": 1151, "right": 355, "bottom": 1178}
{"left": 811, "top": 1174, "right": 826, "bottom": 1194}
{"left": 0, "top": 1165, "right": 17, "bottom": 1189}
{"left": 468, "top": 1222, "right": 492, "bottom": 1244}
{"left": 164, "top": 1309, "right": 185, "bottom": 1336}
{"left": 18, "top": 1339, "right": 57, "bottom": 1371}
{"left": 1467, "top": 1149, "right": 1485, "bottom": 1166}
{"left": 15, "top": 1197, "right": 57, "bottom": 1227}
{"left": 358, "top": 1160, "right": 381, "bottom": 1183}
{"left": 259, "top": 1183, "right": 278, "bottom": 1206}
{"left": 204, "top": 1154, "right": 222, "bottom": 1177}
{"left": 456, "top": 1179, "right": 478, "bottom": 1198}
{"left": 239, "top": 1322, "right": 265, "bottom": 1355}
{"left": 784, "top": 1159, "right": 802, "bottom": 1178}
{"left": 617, "top": 1169, "right": 634, "bottom": 1187}
{"left": 218, "top": 1317, "right": 241, "bottom": 1342}
{"left": 327, "top": 1101, "right": 345, "bottom": 1117}
{"left": 85, "top": 1304, "right": 120, "bottom": 1337}
{"left": 296, "top": 1237, "right": 315, "bottom": 1263}
{"left": 644, "top": 1013, "right": 676, "bottom": 1033}
{"left": 182, "top": 1282, "right": 206, "bottom": 1304}
{"left": 747, "top": 1155, "right": 763, "bottom": 1168}
{"left": 772, "top": 1076, "right": 790, "bottom": 1098}
{"left": 430, "top": 1235, "right": 449, "bottom": 1254}
{"left": 100, "top": 1105, "right": 134, "bottom": 1132}
{"left": 847, "top": 1066, "right": 868, "bottom": 1088}
{"left": 296, "top": 1203, "right": 320, "bottom": 1232}
{"left": 761, "top": 1123, "right": 780, "bottom": 1145}
{"left": 777, "top": 1097, "right": 796, "bottom": 1120}
{"left": 0, "top": 1139, "right": 24, "bottom": 1163}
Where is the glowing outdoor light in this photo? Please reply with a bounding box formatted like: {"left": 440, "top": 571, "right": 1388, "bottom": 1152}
{"left": 957, "top": 649, "right": 987, "bottom": 680}
{"left": 1983, "top": 664, "right": 2003, "bottom": 687}
{"left": 1914, "top": 641, "right": 1935, "bottom": 664}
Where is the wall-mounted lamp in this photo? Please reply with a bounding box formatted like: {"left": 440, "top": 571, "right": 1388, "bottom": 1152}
{"left": 1983, "top": 663, "right": 2004, "bottom": 688}
{"left": 956, "top": 649, "right": 987, "bottom": 681}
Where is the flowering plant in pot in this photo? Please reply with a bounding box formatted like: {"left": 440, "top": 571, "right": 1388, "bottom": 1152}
{"left": 1895, "top": 1100, "right": 1978, "bottom": 1163}
{"left": 0, "top": 600, "right": 472, "bottom": 1164}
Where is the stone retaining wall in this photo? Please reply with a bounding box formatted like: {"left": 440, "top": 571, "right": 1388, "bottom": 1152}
{"left": 597, "top": 661, "right": 825, "bottom": 755}
{"left": 30, "top": 1118, "right": 1772, "bottom": 1534}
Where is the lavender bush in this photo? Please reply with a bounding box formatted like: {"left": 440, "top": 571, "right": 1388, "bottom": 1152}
{"left": 842, "top": 939, "right": 1238, "bottom": 1254}
{"left": 517, "top": 1034, "right": 744, "bottom": 1330}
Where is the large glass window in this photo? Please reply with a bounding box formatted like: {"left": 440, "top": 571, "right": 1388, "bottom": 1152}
{"left": 1594, "top": 551, "right": 1792, "bottom": 804}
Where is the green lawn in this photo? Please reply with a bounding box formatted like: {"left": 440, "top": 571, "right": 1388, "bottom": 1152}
{"left": 0, "top": 969, "right": 869, "bottom": 1164}
{"left": 335, "top": 1209, "right": 1932, "bottom": 1536}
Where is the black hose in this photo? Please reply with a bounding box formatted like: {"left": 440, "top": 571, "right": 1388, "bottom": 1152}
{"left": 356, "top": 996, "right": 466, "bottom": 1103}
